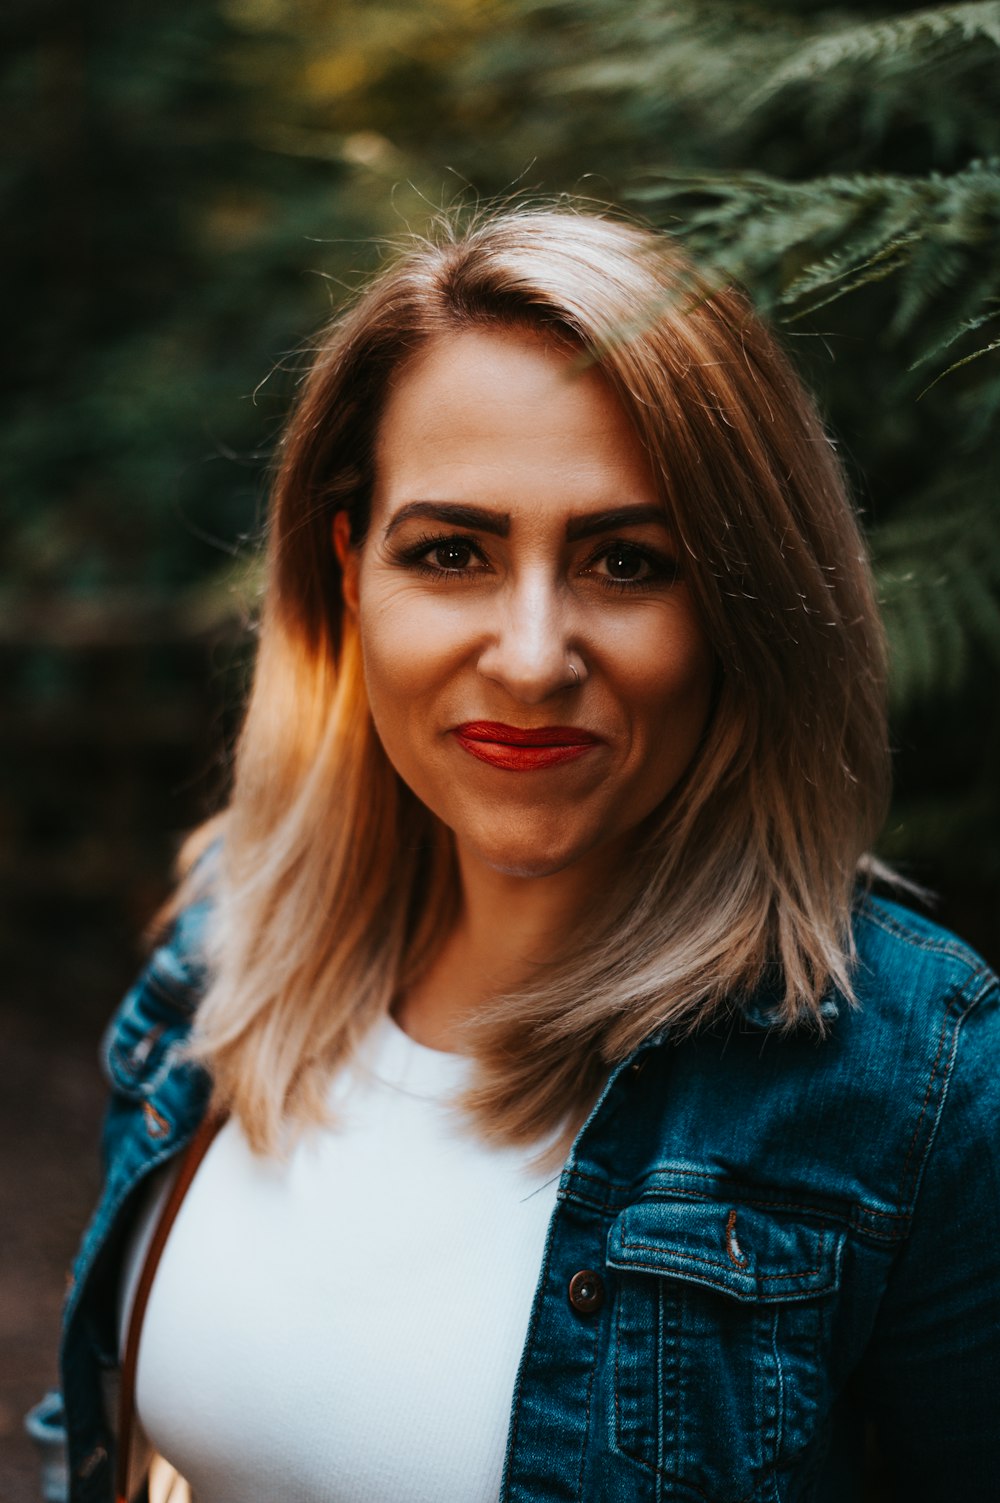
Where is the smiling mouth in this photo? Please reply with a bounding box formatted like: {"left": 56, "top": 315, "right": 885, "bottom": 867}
{"left": 453, "top": 721, "right": 602, "bottom": 771}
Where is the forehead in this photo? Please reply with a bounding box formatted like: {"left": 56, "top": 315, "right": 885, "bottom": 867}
{"left": 371, "top": 328, "right": 660, "bottom": 519}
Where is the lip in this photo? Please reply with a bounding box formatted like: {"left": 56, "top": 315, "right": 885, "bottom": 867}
{"left": 453, "top": 721, "right": 602, "bottom": 771}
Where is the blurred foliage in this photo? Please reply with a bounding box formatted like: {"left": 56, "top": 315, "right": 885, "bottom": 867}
{"left": 1, "top": 0, "right": 998, "bottom": 978}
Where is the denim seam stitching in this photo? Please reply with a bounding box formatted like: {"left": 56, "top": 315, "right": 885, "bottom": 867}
{"left": 567, "top": 1164, "right": 899, "bottom": 1214}
{"left": 608, "top": 1260, "right": 841, "bottom": 1301}
{"left": 576, "top": 1328, "right": 598, "bottom": 1502}
{"left": 770, "top": 1306, "right": 785, "bottom": 1462}
{"left": 614, "top": 1277, "right": 742, "bottom": 1500}
{"left": 617, "top": 1228, "right": 828, "bottom": 1283}
{"left": 500, "top": 1206, "right": 557, "bottom": 1495}
{"left": 895, "top": 999, "right": 958, "bottom": 1214}
{"left": 655, "top": 1277, "right": 665, "bottom": 1485}
{"left": 860, "top": 906, "right": 995, "bottom": 984}
{"left": 567, "top": 1184, "right": 909, "bottom": 1248}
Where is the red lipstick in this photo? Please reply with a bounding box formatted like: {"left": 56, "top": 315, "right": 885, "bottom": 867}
{"left": 453, "top": 721, "right": 601, "bottom": 771}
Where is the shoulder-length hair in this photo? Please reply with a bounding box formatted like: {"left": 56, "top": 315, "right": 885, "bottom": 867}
{"left": 183, "top": 205, "right": 889, "bottom": 1154}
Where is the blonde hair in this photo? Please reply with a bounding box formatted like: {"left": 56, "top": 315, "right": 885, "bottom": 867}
{"left": 181, "top": 205, "right": 889, "bottom": 1154}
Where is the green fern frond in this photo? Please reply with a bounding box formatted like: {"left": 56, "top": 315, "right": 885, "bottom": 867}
{"left": 883, "top": 573, "right": 942, "bottom": 704}
{"left": 873, "top": 502, "right": 993, "bottom": 557}
{"left": 919, "top": 334, "right": 1000, "bottom": 393}
{"left": 631, "top": 161, "right": 1000, "bottom": 376}
{"left": 780, "top": 233, "right": 922, "bottom": 306}
{"left": 891, "top": 236, "right": 972, "bottom": 335}
{"left": 785, "top": 255, "right": 913, "bottom": 322}
{"left": 874, "top": 503, "right": 1000, "bottom": 706}
{"left": 927, "top": 575, "right": 973, "bottom": 691}
{"left": 908, "top": 300, "right": 1000, "bottom": 368}
{"left": 750, "top": 1, "right": 1000, "bottom": 104}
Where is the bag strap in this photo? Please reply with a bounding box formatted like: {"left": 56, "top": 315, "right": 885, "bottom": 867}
{"left": 116, "top": 1110, "right": 227, "bottom": 1503}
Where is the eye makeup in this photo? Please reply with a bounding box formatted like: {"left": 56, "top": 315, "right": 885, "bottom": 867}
{"left": 387, "top": 530, "right": 681, "bottom": 593}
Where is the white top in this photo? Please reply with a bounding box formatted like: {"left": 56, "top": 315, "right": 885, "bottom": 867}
{"left": 119, "top": 1014, "right": 564, "bottom": 1503}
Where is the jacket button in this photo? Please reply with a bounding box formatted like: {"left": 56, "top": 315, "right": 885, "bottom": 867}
{"left": 568, "top": 1269, "right": 605, "bottom": 1314}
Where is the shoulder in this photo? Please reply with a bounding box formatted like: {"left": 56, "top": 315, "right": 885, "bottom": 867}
{"left": 851, "top": 889, "right": 996, "bottom": 1011}
{"left": 101, "top": 895, "right": 214, "bottom": 1090}
{"left": 847, "top": 891, "right": 999, "bottom": 1063}
{"left": 708, "top": 892, "right": 999, "bottom": 1229}
{"left": 101, "top": 836, "right": 221, "bottom": 1093}
{"left": 849, "top": 900, "right": 1000, "bottom": 1474}
{"left": 99, "top": 892, "right": 215, "bottom": 1170}
{"left": 842, "top": 877, "right": 998, "bottom": 1082}
{"left": 838, "top": 891, "right": 1000, "bottom": 1208}
{"left": 847, "top": 887, "right": 999, "bottom": 1062}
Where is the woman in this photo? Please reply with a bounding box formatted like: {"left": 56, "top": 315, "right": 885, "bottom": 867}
{"left": 50, "top": 207, "right": 999, "bottom": 1502}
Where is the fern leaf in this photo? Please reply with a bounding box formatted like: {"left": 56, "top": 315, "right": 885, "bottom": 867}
{"left": 918, "top": 335, "right": 1000, "bottom": 394}
{"left": 890, "top": 237, "right": 972, "bottom": 337}
{"left": 632, "top": 161, "right": 1000, "bottom": 376}
{"left": 883, "top": 574, "right": 940, "bottom": 706}
{"left": 784, "top": 254, "right": 913, "bottom": 322}
{"left": 908, "top": 300, "right": 1000, "bottom": 369}
{"left": 873, "top": 497, "right": 1000, "bottom": 707}
{"left": 780, "top": 232, "right": 923, "bottom": 306}
{"left": 749, "top": 2, "right": 1000, "bottom": 107}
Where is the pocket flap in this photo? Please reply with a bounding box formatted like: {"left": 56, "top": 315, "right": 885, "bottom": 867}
{"left": 607, "top": 1196, "right": 843, "bottom": 1303}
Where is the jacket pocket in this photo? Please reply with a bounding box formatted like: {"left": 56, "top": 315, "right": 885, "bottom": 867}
{"left": 606, "top": 1194, "right": 844, "bottom": 1501}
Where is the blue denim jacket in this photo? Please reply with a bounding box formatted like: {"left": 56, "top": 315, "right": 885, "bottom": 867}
{"left": 50, "top": 890, "right": 1000, "bottom": 1502}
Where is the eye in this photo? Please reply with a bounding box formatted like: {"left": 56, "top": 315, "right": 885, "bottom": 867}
{"left": 585, "top": 540, "right": 680, "bottom": 590}
{"left": 392, "top": 531, "right": 490, "bottom": 577}
{"left": 600, "top": 544, "right": 651, "bottom": 581}
{"left": 429, "top": 539, "right": 476, "bottom": 571}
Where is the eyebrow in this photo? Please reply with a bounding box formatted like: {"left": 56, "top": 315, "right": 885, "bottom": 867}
{"left": 384, "top": 502, "right": 509, "bottom": 540}
{"left": 564, "top": 504, "right": 669, "bottom": 541}
{"left": 383, "top": 500, "right": 670, "bottom": 542}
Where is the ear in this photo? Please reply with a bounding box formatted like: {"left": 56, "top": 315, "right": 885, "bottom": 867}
{"left": 333, "top": 510, "right": 360, "bottom": 618}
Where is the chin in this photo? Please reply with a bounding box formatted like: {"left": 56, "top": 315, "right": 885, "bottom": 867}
{"left": 467, "top": 833, "right": 599, "bottom": 881}
{"left": 484, "top": 856, "right": 574, "bottom": 880}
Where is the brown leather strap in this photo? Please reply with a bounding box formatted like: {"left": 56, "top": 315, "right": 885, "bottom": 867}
{"left": 116, "top": 1110, "right": 227, "bottom": 1503}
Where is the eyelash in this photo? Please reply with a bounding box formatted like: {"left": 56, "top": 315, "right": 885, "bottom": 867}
{"left": 393, "top": 531, "right": 681, "bottom": 592}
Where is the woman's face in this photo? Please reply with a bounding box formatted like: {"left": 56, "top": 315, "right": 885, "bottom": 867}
{"left": 335, "top": 328, "right": 714, "bottom": 881}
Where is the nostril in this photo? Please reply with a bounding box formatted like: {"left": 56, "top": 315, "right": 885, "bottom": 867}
{"left": 477, "top": 648, "right": 581, "bottom": 701}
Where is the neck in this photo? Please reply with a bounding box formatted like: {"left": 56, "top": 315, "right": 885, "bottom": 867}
{"left": 393, "top": 840, "right": 619, "bottom": 1051}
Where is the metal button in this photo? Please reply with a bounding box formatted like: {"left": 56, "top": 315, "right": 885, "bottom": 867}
{"left": 568, "top": 1268, "right": 605, "bottom": 1314}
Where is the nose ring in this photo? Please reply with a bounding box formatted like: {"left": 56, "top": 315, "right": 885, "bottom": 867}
{"left": 568, "top": 660, "right": 581, "bottom": 686}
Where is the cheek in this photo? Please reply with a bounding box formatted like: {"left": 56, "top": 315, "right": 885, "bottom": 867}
{"left": 619, "top": 609, "right": 715, "bottom": 728}
{"left": 664, "top": 633, "right": 716, "bottom": 719}
{"left": 618, "top": 620, "right": 716, "bottom": 812}
{"left": 355, "top": 591, "right": 467, "bottom": 754}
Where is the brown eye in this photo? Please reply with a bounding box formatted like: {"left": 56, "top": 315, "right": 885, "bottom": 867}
{"left": 432, "top": 540, "right": 475, "bottom": 570}
{"left": 604, "top": 545, "right": 647, "bottom": 580}
{"left": 587, "top": 541, "right": 680, "bottom": 591}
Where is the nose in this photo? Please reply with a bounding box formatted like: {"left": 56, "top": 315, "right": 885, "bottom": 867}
{"left": 476, "top": 571, "right": 579, "bottom": 704}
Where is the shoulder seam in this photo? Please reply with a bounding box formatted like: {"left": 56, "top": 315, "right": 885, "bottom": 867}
{"left": 895, "top": 977, "right": 999, "bottom": 1217}
{"left": 857, "top": 900, "right": 996, "bottom": 995}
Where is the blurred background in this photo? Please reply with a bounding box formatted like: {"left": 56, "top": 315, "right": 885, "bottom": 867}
{"left": 2, "top": 0, "right": 998, "bottom": 1495}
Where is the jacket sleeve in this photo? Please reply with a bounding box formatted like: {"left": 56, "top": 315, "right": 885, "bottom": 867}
{"left": 55, "top": 889, "right": 215, "bottom": 1503}
{"left": 862, "top": 976, "right": 1000, "bottom": 1499}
